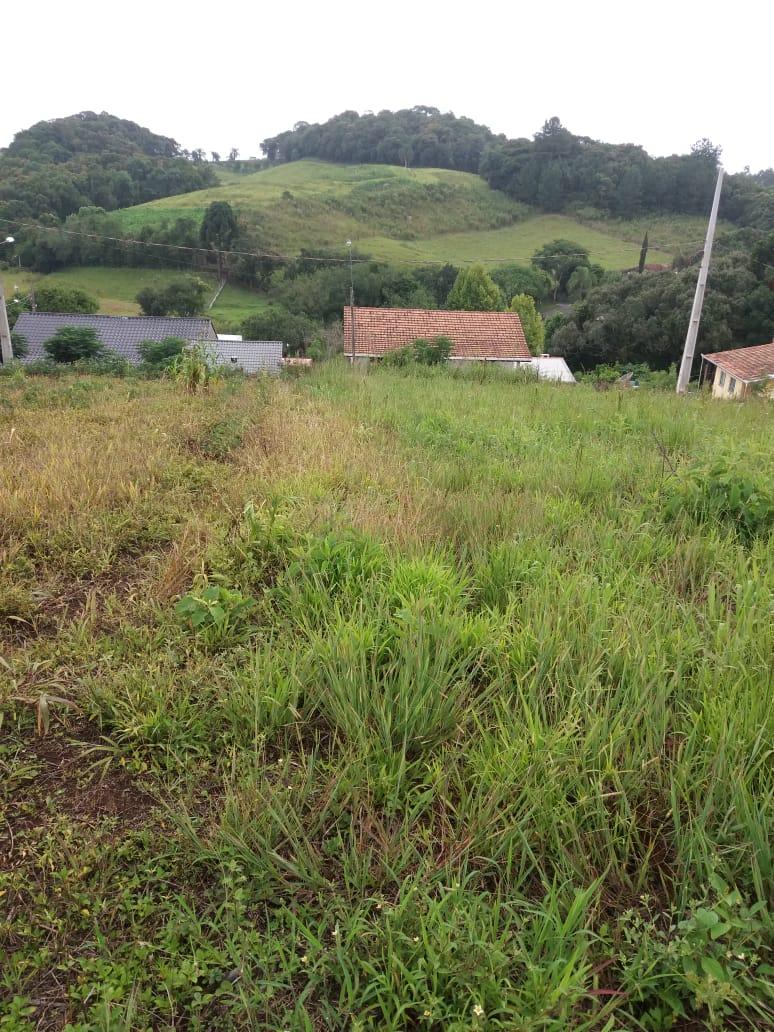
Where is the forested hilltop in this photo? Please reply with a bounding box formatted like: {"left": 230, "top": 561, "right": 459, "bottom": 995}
{"left": 0, "top": 112, "right": 217, "bottom": 221}
{"left": 261, "top": 107, "right": 500, "bottom": 172}
{"left": 261, "top": 109, "right": 774, "bottom": 229}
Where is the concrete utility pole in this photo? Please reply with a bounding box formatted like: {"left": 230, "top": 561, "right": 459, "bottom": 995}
{"left": 347, "top": 239, "right": 356, "bottom": 362}
{"left": 0, "top": 279, "right": 14, "bottom": 365}
{"left": 676, "top": 168, "right": 724, "bottom": 394}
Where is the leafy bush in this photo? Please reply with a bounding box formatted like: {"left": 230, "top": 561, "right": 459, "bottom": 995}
{"left": 138, "top": 336, "right": 186, "bottom": 372}
{"left": 413, "top": 335, "right": 452, "bottom": 365}
{"left": 662, "top": 459, "right": 774, "bottom": 542}
{"left": 34, "top": 284, "right": 99, "bottom": 314}
{"left": 176, "top": 584, "right": 256, "bottom": 649}
{"left": 381, "top": 345, "right": 415, "bottom": 368}
{"left": 43, "top": 326, "right": 104, "bottom": 363}
{"left": 136, "top": 277, "right": 207, "bottom": 316}
{"left": 578, "top": 362, "right": 677, "bottom": 388}
{"left": 616, "top": 877, "right": 774, "bottom": 1029}
{"left": 382, "top": 335, "right": 452, "bottom": 368}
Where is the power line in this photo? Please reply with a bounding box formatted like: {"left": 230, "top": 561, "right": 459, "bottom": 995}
{"left": 0, "top": 214, "right": 695, "bottom": 268}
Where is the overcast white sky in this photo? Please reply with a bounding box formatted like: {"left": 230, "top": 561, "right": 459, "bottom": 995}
{"left": 1, "top": 0, "right": 769, "bottom": 173}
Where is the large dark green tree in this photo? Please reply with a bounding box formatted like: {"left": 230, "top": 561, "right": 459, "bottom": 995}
{"left": 531, "top": 240, "right": 592, "bottom": 300}
{"left": 241, "top": 306, "right": 315, "bottom": 355}
{"left": 490, "top": 264, "right": 553, "bottom": 304}
{"left": 200, "top": 201, "right": 239, "bottom": 252}
{"left": 200, "top": 200, "right": 239, "bottom": 279}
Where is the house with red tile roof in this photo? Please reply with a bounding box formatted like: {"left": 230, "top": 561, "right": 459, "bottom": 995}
{"left": 342, "top": 306, "right": 531, "bottom": 365}
{"left": 700, "top": 341, "right": 774, "bottom": 399}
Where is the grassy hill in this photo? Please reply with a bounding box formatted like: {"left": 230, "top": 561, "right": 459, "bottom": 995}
{"left": 6, "top": 267, "right": 268, "bottom": 324}
{"left": 6, "top": 161, "right": 713, "bottom": 326}
{"left": 1, "top": 364, "right": 771, "bottom": 1028}
{"left": 114, "top": 160, "right": 681, "bottom": 269}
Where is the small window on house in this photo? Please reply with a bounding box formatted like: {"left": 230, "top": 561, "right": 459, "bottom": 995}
{"left": 728, "top": 377, "right": 736, "bottom": 393}
{"left": 719, "top": 370, "right": 725, "bottom": 386}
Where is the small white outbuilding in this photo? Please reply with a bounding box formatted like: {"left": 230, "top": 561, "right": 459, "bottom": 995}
{"left": 530, "top": 355, "right": 576, "bottom": 383}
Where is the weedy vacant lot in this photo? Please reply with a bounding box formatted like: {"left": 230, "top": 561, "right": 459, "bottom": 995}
{"left": 0, "top": 365, "right": 772, "bottom": 1030}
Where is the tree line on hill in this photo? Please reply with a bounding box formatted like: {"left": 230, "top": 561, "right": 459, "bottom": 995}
{"left": 0, "top": 112, "right": 216, "bottom": 222}
{"left": 260, "top": 107, "right": 498, "bottom": 172}
{"left": 261, "top": 110, "right": 774, "bottom": 229}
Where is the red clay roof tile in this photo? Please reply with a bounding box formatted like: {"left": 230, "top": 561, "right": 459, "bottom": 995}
{"left": 342, "top": 306, "right": 531, "bottom": 361}
{"left": 702, "top": 341, "right": 774, "bottom": 382}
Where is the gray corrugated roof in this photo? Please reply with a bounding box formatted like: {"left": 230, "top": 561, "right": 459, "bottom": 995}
{"left": 13, "top": 312, "right": 218, "bottom": 365}
{"left": 209, "top": 340, "right": 283, "bottom": 375}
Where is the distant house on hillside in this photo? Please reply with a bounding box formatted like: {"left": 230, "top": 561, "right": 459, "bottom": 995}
{"left": 12, "top": 312, "right": 218, "bottom": 365}
{"left": 700, "top": 341, "right": 774, "bottom": 399}
{"left": 342, "top": 307, "right": 531, "bottom": 366}
{"left": 530, "top": 354, "right": 576, "bottom": 383}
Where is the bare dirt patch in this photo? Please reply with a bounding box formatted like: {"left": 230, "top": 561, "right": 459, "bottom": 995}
{"left": 2, "top": 720, "right": 154, "bottom": 851}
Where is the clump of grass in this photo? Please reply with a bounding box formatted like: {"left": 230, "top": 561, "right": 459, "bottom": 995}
{"left": 170, "top": 342, "right": 220, "bottom": 393}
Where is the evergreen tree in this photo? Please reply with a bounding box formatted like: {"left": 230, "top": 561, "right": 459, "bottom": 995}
{"left": 446, "top": 264, "right": 503, "bottom": 311}
{"left": 638, "top": 232, "right": 649, "bottom": 274}
{"left": 510, "top": 294, "right": 545, "bottom": 353}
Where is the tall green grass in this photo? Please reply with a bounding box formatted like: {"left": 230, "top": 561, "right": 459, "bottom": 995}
{"left": 0, "top": 365, "right": 771, "bottom": 1029}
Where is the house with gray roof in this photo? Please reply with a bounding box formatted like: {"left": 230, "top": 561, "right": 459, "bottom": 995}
{"left": 11, "top": 312, "right": 218, "bottom": 365}
{"left": 210, "top": 340, "right": 283, "bottom": 374}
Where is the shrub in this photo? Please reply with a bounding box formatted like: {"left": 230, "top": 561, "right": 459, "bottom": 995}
{"left": 381, "top": 345, "right": 415, "bottom": 368}
{"left": 241, "top": 306, "right": 315, "bottom": 356}
{"left": 136, "top": 277, "right": 207, "bottom": 316}
{"left": 72, "top": 353, "right": 130, "bottom": 376}
{"left": 138, "top": 336, "right": 186, "bottom": 372}
{"left": 413, "top": 335, "right": 452, "bottom": 365}
{"left": 176, "top": 584, "right": 256, "bottom": 649}
{"left": 662, "top": 459, "right": 774, "bottom": 542}
{"left": 43, "top": 326, "right": 103, "bottom": 363}
{"left": 382, "top": 336, "right": 452, "bottom": 368}
{"left": 34, "top": 284, "right": 99, "bottom": 314}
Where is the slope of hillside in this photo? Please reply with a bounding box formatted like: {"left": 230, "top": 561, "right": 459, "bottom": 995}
{"left": 113, "top": 160, "right": 680, "bottom": 269}
{"left": 114, "top": 160, "right": 528, "bottom": 248}
{"left": 6, "top": 267, "right": 267, "bottom": 323}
